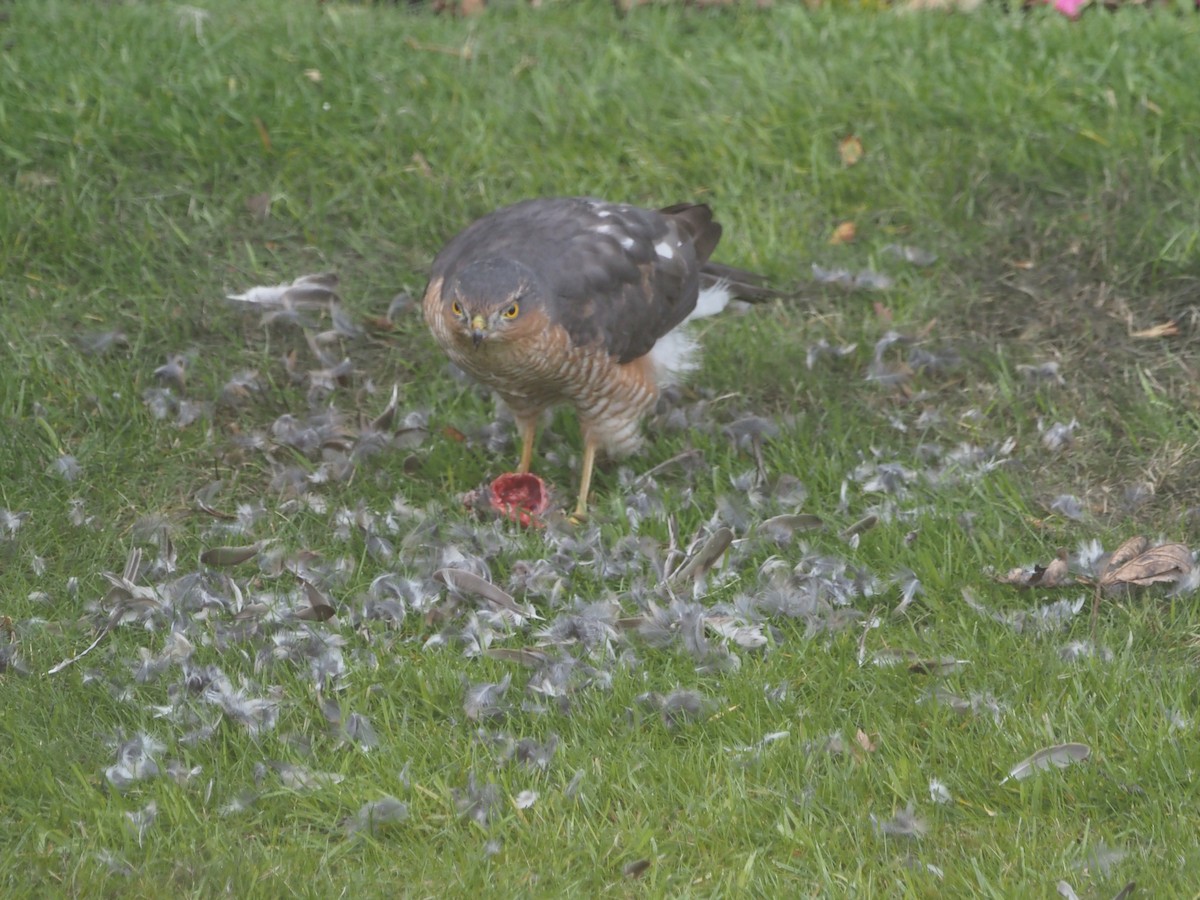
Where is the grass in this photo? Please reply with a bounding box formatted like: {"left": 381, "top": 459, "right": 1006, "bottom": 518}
{"left": 3, "top": 0, "right": 1200, "bottom": 895}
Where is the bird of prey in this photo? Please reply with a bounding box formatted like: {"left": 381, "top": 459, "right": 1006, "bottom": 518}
{"left": 423, "top": 196, "right": 772, "bottom": 518}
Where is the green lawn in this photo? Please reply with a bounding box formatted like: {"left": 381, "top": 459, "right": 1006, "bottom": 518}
{"left": 2, "top": 0, "right": 1200, "bottom": 895}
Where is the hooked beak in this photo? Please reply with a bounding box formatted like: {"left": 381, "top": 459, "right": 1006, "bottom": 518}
{"left": 470, "top": 314, "right": 488, "bottom": 348}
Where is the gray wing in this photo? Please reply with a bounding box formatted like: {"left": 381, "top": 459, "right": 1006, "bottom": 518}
{"left": 430, "top": 197, "right": 723, "bottom": 364}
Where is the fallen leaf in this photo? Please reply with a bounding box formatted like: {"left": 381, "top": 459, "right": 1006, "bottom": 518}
{"left": 1130, "top": 320, "right": 1178, "bottom": 339}
{"left": 829, "top": 221, "right": 857, "bottom": 245}
{"left": 1001, "top": 742, "right": 1090, "bottom": 784}
{"left": 245, "top": 192, "right": 271, "bottom": 219}
{"left": 252, "top": 116, "right": 272, "bottom": 153}
{"left": 854, "top": 728, "right": 877, "bottom": 753}
{"left": 839, "top": 135, "right": 864, "bottom": 167}
{"left": 17, "top": 171, "right": 57, "bottom": 189}
{"left": 1099, "top": 540, "right": 1192, "bottom": 589}
{"left": 996, "top": 551, "right": 1072, "bottom": 589}
{"left": 411, "top": 151, "right": 434, "bottom": 179}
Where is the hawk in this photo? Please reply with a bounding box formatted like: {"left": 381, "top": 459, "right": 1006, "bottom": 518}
{"left": 423, "top": 197, "right": 771, "bottom": 518}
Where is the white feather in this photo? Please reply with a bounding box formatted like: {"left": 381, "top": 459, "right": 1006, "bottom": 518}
{"left": 647, "top": 283, "right": 731, "bottom": 385}
{"left": 688, "top": 282, "right": 731, "bottom": 321}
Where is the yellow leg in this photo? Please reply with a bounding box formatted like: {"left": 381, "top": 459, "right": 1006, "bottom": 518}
{"left": 517, "top": 419, "right": 536, "bottom": 474}
{"left": 573, "top": 437, "right": 597, "bottom": 520}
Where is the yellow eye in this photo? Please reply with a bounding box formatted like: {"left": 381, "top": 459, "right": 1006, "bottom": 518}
{"left": 450, "top": 300, "right": 462, "bottom": 317}
{"left": 502, "top": 302, "right": 519, "bottom": 320}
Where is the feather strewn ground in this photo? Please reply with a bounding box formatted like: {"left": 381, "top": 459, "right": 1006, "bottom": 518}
{"left": 2, "top": 1, "right": 1199, "bottom": 894}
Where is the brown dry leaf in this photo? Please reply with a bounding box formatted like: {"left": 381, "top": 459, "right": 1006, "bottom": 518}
{"left": 829, "top": 221, "right": 857, "bottom": 245}
{"left": 1038, "top": 554, "right": 1071, "bottom": 587}
{"left": 1105, "top": 535, "right": 1150, "bottom": 573}
{"left": 1129, "top": 320, "right": 1179, "bottom": 339}
{"left": 17, "top": 171, "right": 58, "bottom": 189}
{"left": 245, "top": 192, "right": 271, "bottom": 220}
{"left": 1100, "top": 541, "right": 1192, "bottom": 588}
{"left": 403, "top": 37, "right": 475, "bottom": 60}
{"left": 442, "top": 425, "right": 467, "bottom": 443}
{"left": 997, "top": 551, "right": 1071, "bottom": 589}
{"left": 854, "top": 728, "right": 877, "bottom": 753}
{"left": 410, "top": 151, "right": 434, "bottom": 179}
{"left": 252, "top": 117, "right": 272, "bottom": 153}
{"left": 838, "top": 135, "right": 864, "bottom": 167}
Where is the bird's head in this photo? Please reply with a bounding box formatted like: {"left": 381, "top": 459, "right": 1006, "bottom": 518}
{"left": 444, "top": 257, "right": 541, "bottom": 349}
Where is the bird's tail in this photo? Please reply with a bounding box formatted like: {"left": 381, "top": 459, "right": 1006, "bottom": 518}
{"left": 700, "top": 262, "right": 780, "bottom": 302}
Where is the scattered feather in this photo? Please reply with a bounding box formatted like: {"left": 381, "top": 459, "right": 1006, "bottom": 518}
{"left": 511, "top": 735, "right": 559, "bottom": 772}
{"left": 94, "top": 849, "right": 135, "bottom": 877}
{"left": 454, "top": 773, "right": 500, "bottom": 826}
{"left": 48, "top": 454, "right": 82, "bottom": 482}
{"left": 1017, "top": 361, "right": 1065, "bottom": 384}
{"left": 907, "top": 656, "right": 969, "bottom": 676}
{"left": 1048, "top": 495, "right": 1087, "bottom": 521}
{"left": 871, "top": 803, "right": 928, "bottom": 839}
{"left": 514, "top": 790, "right": 538, "bottom": 809}
{"left": 928, "top": 778, "right": 952, "bottom": 805}
{"left": 435, "top": 568, "right": 538, "bottom": 621}
{"left": 1040, "top": 419, "right": 1078, "bottom": 452}
{"left": 464, "top": 674, "right": 511, "bottom": 723}
{"left": 124, "top": 802, "right": 158, "bottom": 846}
{"left": 346, "top": 796, "right": 409, "bottom": 835}
{"left": 883, "top": 243, "right": 937, "bottom": 266}
{"left": 272, "top": 762, "right": 345, "bottom": 791}
{"left": 1059, "top": 640, "right": 1113, "bottom": 663}
{"left": 805, "top": 339, "right": 858, "bottom": 370}
{"left": 670, "top": 527, "right": 733, "bottom": 585}
{"left": 105, "top": 733, "right": 164, "bottom": 790}
{"left": 623, "top": 859, "right": 652, "bottom": 879}
{"left": 76, "top": 329, "right": 129, "bottom": 355}
{"left": 1071, "top": 842, "right": 1128, "bottom": 877}
{"left": 1001, "top": 743, "right": 1090, "bottom": 784}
